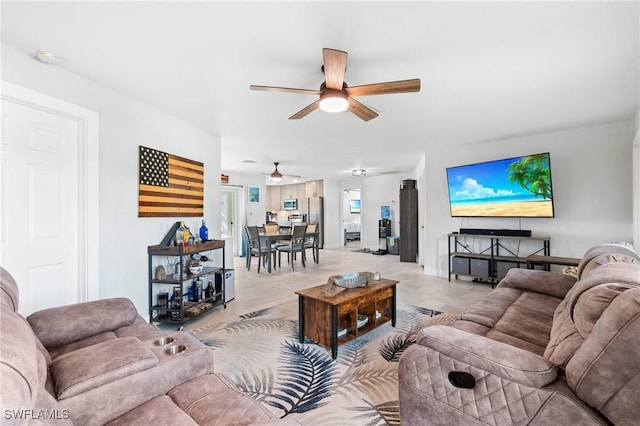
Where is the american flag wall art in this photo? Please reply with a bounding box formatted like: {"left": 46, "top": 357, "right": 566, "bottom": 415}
{"left": 138, "top": 146, "right": 204, "bottom": 217}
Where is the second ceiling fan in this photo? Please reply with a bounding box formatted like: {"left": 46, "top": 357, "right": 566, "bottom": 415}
{"left": 250, "top": 48, "right": 421, "bottom": 121}
{"left": 264, "top": 162, "right": 300, "bottom": 182}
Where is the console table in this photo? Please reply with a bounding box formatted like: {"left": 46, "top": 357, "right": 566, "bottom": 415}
{"left": 448, "top": 233, "right": 550, "bottom": 285}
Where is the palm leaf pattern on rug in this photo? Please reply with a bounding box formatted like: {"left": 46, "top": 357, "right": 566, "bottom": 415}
{"left": 232, "top": 367, "right": 275, "bottom": 402}
{"left": 335, "top": 360, "right": 398, "bottom": 401}
{"left": 336, "top": 335, "right": 373, "bottom": 368}
{"left": 189, "top": 302, "right": 446, "bottom": 425}
{"left": 351, "top": 399, "right": 401, "bottom": 426}
{"left": 378, "top": 333, "right": 416, "bottom": 362}
{"left": 266, "top": 340, "right": 337, "bottom": 416}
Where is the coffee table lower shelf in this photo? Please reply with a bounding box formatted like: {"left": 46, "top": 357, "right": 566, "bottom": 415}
{"left": 296, "top": 278, "right": 398, "bottom": 359}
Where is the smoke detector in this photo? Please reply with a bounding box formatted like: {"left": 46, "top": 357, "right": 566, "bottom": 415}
{"left": 36, "top": 50, "right": 61, "bottom": 65}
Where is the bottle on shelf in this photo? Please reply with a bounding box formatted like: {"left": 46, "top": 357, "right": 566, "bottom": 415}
{"left": 183, "top": 224, "right": 191, "bottom": 245}
{"left": 199, "top": 220, "right": 209, "bottom": 242}
{"left": 189, "top": 280, "right": 198, "bottom": 302}
{"left": 204, "top": 281, "right": 214, "bottom": 299}
{"left": 176, "top": 222, "right": 187, "bottom": 247}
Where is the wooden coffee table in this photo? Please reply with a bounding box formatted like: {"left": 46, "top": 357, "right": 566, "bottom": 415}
{"left": 295, "top": 278, "right": 398, "bottom": 359}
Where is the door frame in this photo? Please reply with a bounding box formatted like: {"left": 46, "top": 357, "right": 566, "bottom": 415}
{"left": 221, "top": 184, "right": 244, "bottom": 257}
{"left": 1, "top": 81, "right": 100, "bottom": 302}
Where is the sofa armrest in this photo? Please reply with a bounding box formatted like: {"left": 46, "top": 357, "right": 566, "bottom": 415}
{"left": 51, "top": 336, "right": 158, "bottom": 400}
{"left": 417, "top": 325, "right": 558, "bottom": 388}
{"left": 27, "top": 298, "right": 139, "bottom": 348}
{"left": 497, "top": 268, "right": 577, "bottom": 299}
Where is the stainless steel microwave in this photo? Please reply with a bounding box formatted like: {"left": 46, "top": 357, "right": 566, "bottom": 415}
{"left": 284, "top": 199, "right": 297, "bottom": 210}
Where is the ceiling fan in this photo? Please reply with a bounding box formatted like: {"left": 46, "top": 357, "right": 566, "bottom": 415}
{"left": 263, "top": 162, "right": 300, "bottom": 183}
{"left": 250, "top": 48, "right": 421, "bottom": 121}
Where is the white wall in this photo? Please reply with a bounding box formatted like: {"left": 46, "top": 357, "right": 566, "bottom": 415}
{"left": 424, "top": 121, "right": 635, "bottom": 276}
{"left": 322, "top": 178, "right": 342, "bottom": 249}
{"left": 221, "top": 172, "right": 268, "bottom": 227}
{"left": 2, "top": 43, "right": 221, "bottom": 315}
{"left": 633, "top": 109, "right": 640, "bottom": 250}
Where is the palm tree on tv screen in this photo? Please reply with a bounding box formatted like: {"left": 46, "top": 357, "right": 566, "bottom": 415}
{"left": 507, "top": 154, "right": 552, "bottom": 200}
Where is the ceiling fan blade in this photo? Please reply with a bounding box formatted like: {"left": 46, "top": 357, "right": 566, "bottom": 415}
{"left": 345, "top": 78, "right": 421, "bottom": 97}
{"left": 289, "top": 100, "right": 321, "bottom": 119}
{"left": 250, "top": 85, "right": 321, "bottom": 95}
{"left": 323, "top": 48, "right": 348, "bottom": 90}
{"left": 348, "top": 97, "right": 379, "bottom": 121}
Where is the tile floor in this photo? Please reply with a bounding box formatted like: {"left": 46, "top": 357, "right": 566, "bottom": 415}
{"left": 184, "top": 246, "right": 493, "bottom": 330}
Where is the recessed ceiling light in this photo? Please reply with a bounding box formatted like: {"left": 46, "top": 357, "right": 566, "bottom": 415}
{"left": 352, "top": 169, "right": 367, "bottom": 176}
{"left": 36, "top": 50, "right": 61, "bottom": 65}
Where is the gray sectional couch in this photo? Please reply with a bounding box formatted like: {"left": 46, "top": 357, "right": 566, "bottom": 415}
{"left": 399, "top": 243, "right": 640, "bottom": 425}
{"left": 0, "top": 267, "right": 279, "bottom": 425}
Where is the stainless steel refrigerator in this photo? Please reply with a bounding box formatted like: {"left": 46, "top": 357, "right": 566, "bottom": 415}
{"left": 303, "top": 197, "right": 324, "bottom": 248}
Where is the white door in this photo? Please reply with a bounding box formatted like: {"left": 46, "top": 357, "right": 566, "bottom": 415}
{"left": 1, "top": 96, "right": 83, "bottom": 314}
{"left": 220, "top": 186, "right": 243, "bottom": 257}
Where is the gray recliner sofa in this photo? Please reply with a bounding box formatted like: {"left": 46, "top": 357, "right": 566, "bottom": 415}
{"left": 399, "top": 243, "right": 640, "bottom": 425}
{"left": 0, "top": 267, "right": 279, "bottom": 425}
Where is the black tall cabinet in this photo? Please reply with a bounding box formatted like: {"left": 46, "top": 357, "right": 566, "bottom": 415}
{"left": 399, "top": 182, "right": 418, "bottom": 262}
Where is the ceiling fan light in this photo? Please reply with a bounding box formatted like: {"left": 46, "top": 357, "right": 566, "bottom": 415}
{"left": 352, "top": 169, "right": 367, "bottom": 176}
{"left": 319, "top": 91, "right": 348, "bottom": 113}
{"left": 270, "top": 175, "right": 282, "bottom": 183}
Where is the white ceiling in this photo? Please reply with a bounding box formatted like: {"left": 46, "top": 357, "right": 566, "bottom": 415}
{"left": 2, "top": 1, "right": 638, "bottom": 182}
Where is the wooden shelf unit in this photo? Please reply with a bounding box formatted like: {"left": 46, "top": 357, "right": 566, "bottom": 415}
{"left": 448, "top": 233, "right": 550, "bottom": 285}
{"left": 148, "top": 239, "right": 226, "bottom": 328}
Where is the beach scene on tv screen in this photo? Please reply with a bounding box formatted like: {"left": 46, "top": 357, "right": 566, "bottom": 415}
{"left": 446, "top": 153, "right": 554, "bottom": 217}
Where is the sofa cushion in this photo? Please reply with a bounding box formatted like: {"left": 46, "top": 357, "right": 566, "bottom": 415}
{"left": 105, "top": 395, "right": 198, "bottom": 426}
{"left": 28, "top": 298, "right": 139, "bottom": 348}
{"left": 492, "top": 291, "right": 560, "bottom": 352}
{"left": 114, "top": 316, "right": 164, "bottom": 341}
{"left": 456, "top": 287, "right": 521, "bottom": 329}
{"left": 543, "top": 294, "right": 584, "bottom": 366}
{"left": 569, "top": 262, "right": 640, "bottom": 338}
{"left": 545, "top": 262, "right": 640, "bottom": 366}
{"left": 48, "top": 331, "right": 118, "bottom": 360}
{"left": 566, "top": 287, "right": 640, "bottom": 426}
{"left": 452, "top": 286, "right": 561, "bottom": 355}
{"left": 0, "top": 266, "right": 20, "bottom": 312}
{"left": 168, "top": 374, "right": 276, "bottom": 425}
{"left": 577, "top": 242, "right": 639, "bottom": 280}
{"left": 0, "top": 307, "right": 41, "bottom": 411}
{"left": 51, "top": 336, "right": 158, "bottom": 400}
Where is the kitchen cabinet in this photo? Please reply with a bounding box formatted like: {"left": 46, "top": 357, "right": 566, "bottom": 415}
{"left": 268, "top": 186, "right": 281, "bottom": 211}
{"left": 305, "top": 180, "right": 323, "bottom": 197}
{"left": 281, "top": 184, "right": 298, "bottom": 200}
{"left": 267, "top": 181, "right": 324, "bottom": 211}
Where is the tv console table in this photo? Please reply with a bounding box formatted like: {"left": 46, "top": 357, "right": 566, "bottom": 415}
{"left": 448, "top": 232, "right": 551, "bottom": 285}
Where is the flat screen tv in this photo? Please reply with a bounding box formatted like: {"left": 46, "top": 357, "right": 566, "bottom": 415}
{"left": 349, "top": 199, "right": 361, "bottom": 214}
{"left": 446, "top": 152, "right": 554, "bottom": 218}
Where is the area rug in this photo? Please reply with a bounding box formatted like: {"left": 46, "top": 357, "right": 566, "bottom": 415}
{"left": 189, "top": 300, "right": 456, "bottom": 425}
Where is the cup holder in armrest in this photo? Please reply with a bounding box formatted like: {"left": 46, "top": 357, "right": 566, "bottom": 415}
{"left": 165, "top": 345, "right": 188, "bottom": 355}
{"left": 154, "top": 337, "right": 175, "bottom": 346}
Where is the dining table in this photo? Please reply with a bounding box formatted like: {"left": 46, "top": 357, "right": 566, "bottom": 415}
{"left": 259, "top": 231, "right": 319, "bottom": 273}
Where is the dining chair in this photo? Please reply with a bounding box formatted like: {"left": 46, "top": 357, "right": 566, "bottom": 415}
{"left": 303, "top": 223, "right": 319, "bottom": 264}
{"left": 244, "top": 225, "right": 269, "bottom": 273}
{"left": 263, "top": 223, "right": 278, "bottom": 233}
{"left": 276, "top": 223, "right": 308, "bottom": 270}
